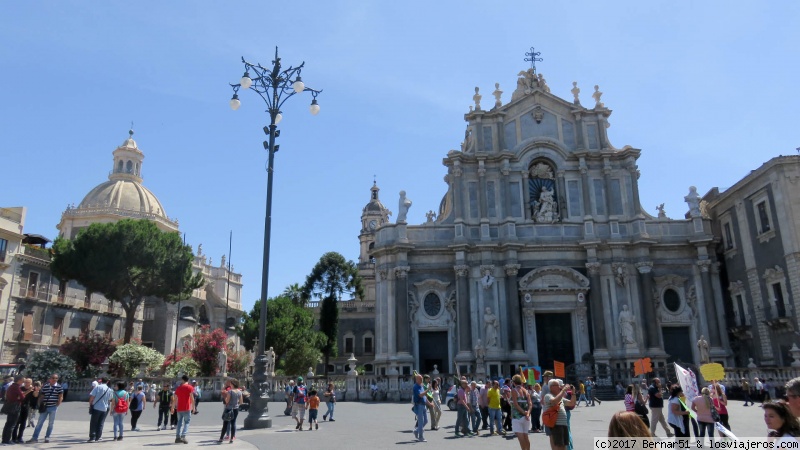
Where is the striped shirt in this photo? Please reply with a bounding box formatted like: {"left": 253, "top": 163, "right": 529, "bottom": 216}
{"left": 40, "top": 383, "right": 63, "bottom": 407}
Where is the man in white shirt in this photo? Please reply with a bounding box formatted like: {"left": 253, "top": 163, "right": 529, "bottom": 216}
{"left": 755, "top": 378, "right": 764, "bottom": 404}
{"left": 87, "top": 378, "right": 111, "bottom": 442}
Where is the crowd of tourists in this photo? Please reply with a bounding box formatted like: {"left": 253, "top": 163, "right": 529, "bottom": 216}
{"left": 283, "top": 377, "right": 337, "bottom": 431}
{"left": 608, "top": 375, "right": 800, "bottom": 446}
{"left": 1, "top": 373, "right": 249, "bottom": 445}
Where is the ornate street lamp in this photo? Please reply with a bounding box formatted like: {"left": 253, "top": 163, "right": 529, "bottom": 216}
{"left": 229, "top": 47, "right": 321, "bottom": 429}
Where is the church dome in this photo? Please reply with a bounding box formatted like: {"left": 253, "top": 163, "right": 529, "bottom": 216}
{"left": 59, "top": 130, "right": 178, "bottom": 234}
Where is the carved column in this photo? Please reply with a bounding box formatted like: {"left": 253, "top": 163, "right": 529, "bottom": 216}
{"left": 586, "top": 262, "right": 607, "bottom": 349}
{"left": 698, "top": 260, "right": 721, "bottom": 347}
{"left": 501, "top": 163, "right": 511, "bottom": 220}
{"left": 504, "top": 264, "right": 523, "bottom": 352}
{"left": 521, "top": 171, "right": 531, "bottom": 221}
{"left": 636, "top": 262, "right": 659, "bottom": 349}
{"left": 628, "top": 164, "right": 642, "bottom": 216}
{"left": 580, "top": 160, "right": 592, "bottom": 218}
{"left": 451, "top": 165, "right": 463, "bottom": 220}
{"left": 394, "top": 266, "right": 411, "bottom": 354}
{"left": 477, "top": 160, "right": 487, "bottom": 218}
{"left": 455, "top": 265, "right": 472, "bottom": 353}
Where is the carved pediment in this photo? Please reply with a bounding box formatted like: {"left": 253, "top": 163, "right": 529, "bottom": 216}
{"left": 518, "top": 266, "right": 589, "bottom": 293}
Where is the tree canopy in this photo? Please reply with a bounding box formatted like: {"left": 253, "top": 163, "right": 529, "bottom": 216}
{"left": 237, "top": 295, "right": 323, "bottom": 376}
{"left": 50, "top": 219, "right": 203, "bottom": 343}
{"left": 302, "top": 252, "right": 363, "bottom": 376}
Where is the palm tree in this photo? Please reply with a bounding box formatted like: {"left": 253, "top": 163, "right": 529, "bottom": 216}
{"left": 282, "top": 283, "right": 304, "bottom": 306}
{"left": 302, "top": 252, "right": 364, "bottom": 376}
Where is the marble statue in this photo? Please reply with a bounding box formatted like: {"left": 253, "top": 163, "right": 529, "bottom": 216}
{"left": 197, "top": 243, "right": 203, "bottom": 256}
{"left": 473, "top": 87, "right": 482, "bottom": 111}
{"left": 425, "top": 210, "right": 436, "bottom": 222}
{"left": 461, "top": 125, "right": 474, "bottom": 152}
{"left": 474, "top": 339, "right": 486, "bottom": 362}
{"left": 618, "top": 304, "right": 636, "bottom": 345}
{"left": 656, "top": 203, "right": 666, "bottom": 219}
{"left": 221, "top": 254, "right": 226, "bottom": 268}
{"left": 484, "top": 307, "right": 499, "bottom": 348}
{"left": 397, "top": 190, "right": 412, "bottom": 223}
{"left": 592, "top": 85, "right": 604, "bottom": 108}
{"left": 537, "top": 73, "right": 550, "bottom": 93}
{"left": 685, "top": 186, "right": 702, "bottom": 218}
{"left": 217, "top": 348, "right": 228, "bottom": 375}
{"left": 697, "top": 335, "right": 710, "bottom": 364}
{"left": 571, "top": 81, "right": 580, "bottom": 104}
{"left": 492, "top": 83, "right": 503, "bottom": 108}
{"left": 533, "top": 186, "right": 558, "bottom": 223}
{"left": 265, "top": 346, "right": 276, "bottom": 376}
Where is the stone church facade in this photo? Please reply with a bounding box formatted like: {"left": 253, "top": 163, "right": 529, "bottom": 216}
{"left": 358, "top": 68, "right": 730, "bottom": 377}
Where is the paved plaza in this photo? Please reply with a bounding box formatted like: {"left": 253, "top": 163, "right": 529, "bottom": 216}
{"left": 13, "top": 397, "right": 774, "bottom": 449}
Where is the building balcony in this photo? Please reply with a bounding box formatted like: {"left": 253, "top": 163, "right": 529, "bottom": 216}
{"left": 22, "top": 245, "right": 51, "bottom": 261}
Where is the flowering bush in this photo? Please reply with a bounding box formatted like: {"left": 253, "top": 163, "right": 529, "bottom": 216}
{"left": 165, "top": 356, "right": 200, "bottom": 377}
{"left": 226, "top": 347, "right": 252, "bottom": 375}
{"left": 26, "top": 350, "right": 77, "bottom": 383}
{"left": 109, "top": 342, "right": 165, "bottom": 377}
{"left": 60, "top": 332, "right": 116, "bottom": 378}
{"left": 191, "top": 325, "right": 228, "bottom": 376}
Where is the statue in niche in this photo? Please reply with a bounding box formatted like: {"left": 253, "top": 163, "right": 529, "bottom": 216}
{"left": 697, "top": 335, "right": 710, "bottom": 364}
{"left": 618, "top": 304, "right": 636, "bottom": 345}
{"left": 397, "top": 190, "right": 412, "bottom": 223}
{"left": 533, "top": 186, "right": 558, "bottom": 223}
{"left": 483, "top": 307, "right": 500, "bottom": 348}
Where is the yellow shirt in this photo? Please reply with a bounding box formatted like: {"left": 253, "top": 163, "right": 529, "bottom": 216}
{"left": 487, "top": 387, "right": 501, "bottom": 409}
{"left": 579, "top": 383, "right": 586, "bottom": 394}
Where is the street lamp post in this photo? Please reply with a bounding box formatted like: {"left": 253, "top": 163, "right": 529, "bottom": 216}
{"left": 230, "top": 47, "right": 321, "bottom": 429}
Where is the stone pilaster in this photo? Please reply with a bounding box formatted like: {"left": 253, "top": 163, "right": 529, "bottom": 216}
{"left": 697, "top": 260, "right": 721, "bottom": 347}
{"left": 521, "top": 171, "right": 531, "bottom": 221}
{"left": 635, "top": 262, "right": 659, "bottom": 349}
{"left": 586, "top": 262, "right": 607, "bottom": 349}
{"left": 454, "top": 265, "right": 472, "bottom": 354}
{"left": 394, "top": 266, "right": 410, "bottom": 354}
{"left": 747, "top": 267, "right": 774, "bottom": 363}
{"left": 504, "top": 264, "right": 523, "bottom": 353}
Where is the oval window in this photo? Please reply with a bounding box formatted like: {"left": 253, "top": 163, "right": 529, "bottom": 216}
{"left": 663, "top": 289, "right": 681, "bottom": 312}
{"left": 423, "top": 293, "right": 442, "bottom": 317}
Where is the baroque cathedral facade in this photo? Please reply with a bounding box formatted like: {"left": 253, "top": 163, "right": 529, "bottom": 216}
{"left": 356, "top": 68, "right": 729, "bottom": 377}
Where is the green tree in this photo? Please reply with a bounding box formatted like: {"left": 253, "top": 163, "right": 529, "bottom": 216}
{"left": 164, "top": 356, "right": 201, "bottom": 378}
{"left": 282, "top": 283, "right": 304, "bottom": 306}
{"left": 50, "top": 219, "right": 204, "bottom": 343}
{"left": 26, "top": 350, "right": 77, "bottom": 383}
{"left": 109, "top": 342, "right": 165, "bottom": 377}
{"left": 302, "top": 252, "right": 364, "bottom": 377}
{"left": 237, "top": 295, "right": 323, "bottom": 375}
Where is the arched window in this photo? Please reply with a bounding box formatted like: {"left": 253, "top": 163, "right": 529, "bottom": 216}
{"left": 368, "top": 242, "right": 375, "bottom": 263}
{"left": 117, "top": 160, "right": 123, "bottom": 173}
{"left": 198, "top": 305, "right": 209, "bottom": 325}
{"left": 226, "top": 317, "right": 236, "bottom": 329}
{"left": 179, "top": 306, "right": 195, "bottom": 320}
{"left": 135, "top": 163, "right": 140, "bottom": 176}
{"left": 126, "top": 160, "right": 133, "bottom": 173}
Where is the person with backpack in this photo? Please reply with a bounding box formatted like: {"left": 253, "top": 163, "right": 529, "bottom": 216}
{"left": 291, "top": 377, "right": 308, "bottom": 431}
{"left": 130, "top": 385, "right": 146, "bottom": 431}
{"left": 111, "top": 382, "right": 129, "bottom": 441}
{"left": 156, "top": 384, "right": 173, "bottom": 431}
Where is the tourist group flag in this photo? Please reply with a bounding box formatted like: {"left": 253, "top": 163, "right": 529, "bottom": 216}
{"left": 521, "top": 366, "right": 542, "bottom": 384}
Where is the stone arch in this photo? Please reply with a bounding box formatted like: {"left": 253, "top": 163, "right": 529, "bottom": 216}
{"left": 117, "top": 160, "right": 123, "bottom": 173}
{"left": 126, "top": 160, "right": 133, "bottom": 172}
{"left": 518, "top": 266, "right": 590, "bottom": 294}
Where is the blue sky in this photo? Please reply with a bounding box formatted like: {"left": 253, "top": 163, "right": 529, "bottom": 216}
{"left": 2, "top": 1, "right": 798, "bottom": 314}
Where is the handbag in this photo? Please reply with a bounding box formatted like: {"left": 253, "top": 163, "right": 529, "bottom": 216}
{"left": 222, "top": 409, "right": 234, "bottom": 421}
{"left": 542, "top": 403, "right": 559, "bottom": 428}
{"left": 1, "top": 402, "right": 21, "bottom": 416}
{"left": 634, "top": 399, "right": 649, "bottom": 416}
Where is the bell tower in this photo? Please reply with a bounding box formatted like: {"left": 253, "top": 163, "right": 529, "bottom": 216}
{"left": 358, "top": 180, "right": 390, "bottom": 302}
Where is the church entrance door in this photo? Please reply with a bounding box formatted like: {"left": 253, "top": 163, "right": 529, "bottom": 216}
{"left": 662, "top": 327, "right": 693, "bottom": 365}
{"left": 535, "top": 313, "right": 575, "bottom": 369}
{"left": 418, "top": 331, "right": 448, "bottom": 374}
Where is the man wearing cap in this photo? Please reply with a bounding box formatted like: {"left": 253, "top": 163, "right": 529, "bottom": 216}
{"left": 291, "top": 377, "right": 308, "bottom": 431}
{"left": 190, "top": 380, "right": 202, "bottom": 414}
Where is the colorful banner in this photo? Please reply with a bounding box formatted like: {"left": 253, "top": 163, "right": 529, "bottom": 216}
{"left": 700, "top": 363, "right": 725, "bottom": 381}
{"left": 633, "top": 357, "right": 653, "bottom": 376}
{"left": 521, "top": 366, "right": 542, "bottom": 384}
{"left": 674, "top": 363, "right": 700, "bottom": 404}
{"left": 554, "top": 361, "right": 565, "bottom": 378}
